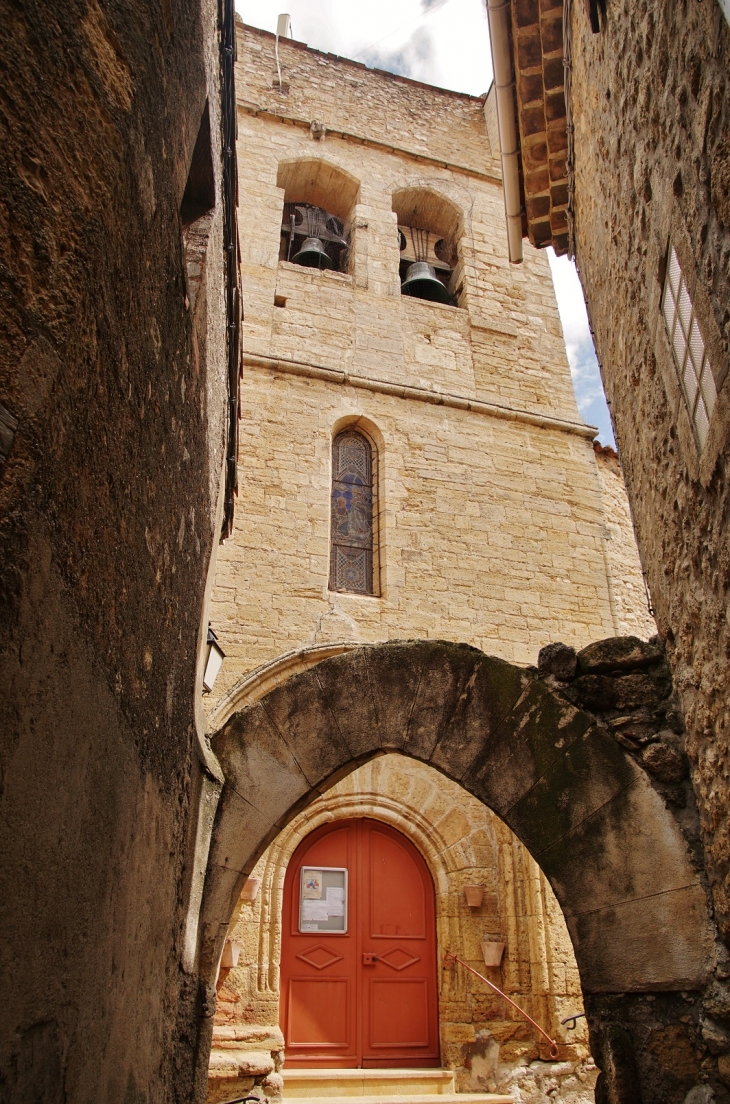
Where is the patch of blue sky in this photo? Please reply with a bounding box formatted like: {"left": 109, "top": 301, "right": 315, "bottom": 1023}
{"left": 547, "top": 250, "right": 615, "bottom": 447}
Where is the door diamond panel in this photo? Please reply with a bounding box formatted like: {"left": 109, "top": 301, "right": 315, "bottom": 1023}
{"left": 296, "top": 944, "right": 344, "bottom": 971}
{"left": 378, "top": 946, "right": 421, "bottom": 971}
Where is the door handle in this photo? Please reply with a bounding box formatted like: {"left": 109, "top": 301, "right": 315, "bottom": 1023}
{"left": 362, "top": 952, "right": 378, "bottom": 965}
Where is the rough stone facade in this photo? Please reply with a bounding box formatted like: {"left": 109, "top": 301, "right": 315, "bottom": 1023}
{"left": 0, "top": 1, "right": 232, "bottom": 1099}
{"left": 566, "top": 0, "right": 730, "bottom": 973}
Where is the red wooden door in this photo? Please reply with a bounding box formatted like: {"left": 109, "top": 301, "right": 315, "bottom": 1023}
{"left": 280, "top": 818, "right": 439, "bottom": 1068}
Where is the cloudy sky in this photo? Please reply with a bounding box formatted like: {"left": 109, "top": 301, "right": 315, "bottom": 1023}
{"left": 235, "top": 0, "right": 615, "bottom": 445}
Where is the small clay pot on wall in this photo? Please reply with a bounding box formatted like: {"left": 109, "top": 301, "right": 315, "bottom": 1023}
{"left": 463, "top": 884, "right": 484, "bottom": 907}
{"left": 481, "top": 941, "right": 505, "bottom": 967}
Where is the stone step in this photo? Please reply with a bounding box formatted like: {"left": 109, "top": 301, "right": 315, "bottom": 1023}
{"left": 283, "top": 1069, "right": 455, "bottom": 1097}
{"left": 282, "top": 1069, "right": 511, "bottom": 1104}
{"left": 283, "top": 1094, "right": 513, "bottom": 1104}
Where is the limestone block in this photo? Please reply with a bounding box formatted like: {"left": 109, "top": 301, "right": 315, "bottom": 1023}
{"left": 261, "top": 1071, "right": 284, "bottom": 1098}
{"left": 212, "top": 1024, "right": 284, "bottom": 1051}
{"left": 208, "top": 1048, "right": 275, "bottom": 1077}
{"left": 467, "top": 679, "right": 594, "bottom": 816}
{"left": 577, "top": 635, "right": 664, "bottom": 675}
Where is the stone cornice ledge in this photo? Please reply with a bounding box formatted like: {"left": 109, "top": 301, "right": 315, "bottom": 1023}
{"left": 237, "top": 100, "right": 502, "bottom": 186}
{"left": 243, "top": 352, "right": 597, "bottom": 439}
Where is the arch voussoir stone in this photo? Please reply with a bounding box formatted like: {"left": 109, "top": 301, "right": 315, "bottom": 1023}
{"left": 310, "top": 647, "right": 386, "bottom": 758}
{"left": 201, "top": 640, "right": 714, "bottom": 1007}
{"left": 255, "top": 667, "right": 352, "bottom": 785}
{"left": 430, "top": 652, "right": 530, "bottom": 779}
{"left": 399, "top": 641, "right": 485, "bottom": 760}
{"left": 503, "top": 721, "right": 640, "bottom": 858}
{"left": 463, "top": 676, "right": 594, "bottom": 814}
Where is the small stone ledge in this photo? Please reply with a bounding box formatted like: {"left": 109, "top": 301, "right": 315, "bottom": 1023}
{"left": 577, "top": 635, "right": 664, "bottom": 674}
{"left": 277, "top": 260, "right": 353, "bottom": 285}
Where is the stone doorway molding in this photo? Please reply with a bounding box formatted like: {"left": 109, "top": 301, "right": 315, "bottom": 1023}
{"left": 227, "top": 757, "right": 588, "bottom": 1025}
{"left": 195, "top": 639, "right": 717, "bottom": 1103}
{"left": 211, "top": 752, "right": 594, "bottom": 1102}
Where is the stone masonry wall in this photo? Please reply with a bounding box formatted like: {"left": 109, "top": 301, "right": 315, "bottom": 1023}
{"left": 235, "top": 25, "right": 496, "bottom": 173}
{"left": 592, "top": 444, "right": 656, "bottom": 640}
{"left": 205, "top": 24, "right": 652, "bottom": 720}
{"left": 538, "top": 636, "right": 730, "bottom": 1104}
{"left": 568, "top": 0, "right": 730, "bottom": 959}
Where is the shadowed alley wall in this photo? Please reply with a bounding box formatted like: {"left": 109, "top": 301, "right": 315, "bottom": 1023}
{"left": 568, "top": 0, "right": 730, "bottom": 955}
{"left": 0, "top": 0, "right": 230, "bottom": 1099}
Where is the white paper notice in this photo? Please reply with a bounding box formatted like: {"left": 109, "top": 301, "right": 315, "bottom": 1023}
{"left": 301, "top": 900, "right": 329, "bottom": 922}
{"left": 326, "top": 887, "right": 345, "bottom": 917}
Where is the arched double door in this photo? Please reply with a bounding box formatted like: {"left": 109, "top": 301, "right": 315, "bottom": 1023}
{"left": 280, "top": 818, "right": 439, "bottom": 1068}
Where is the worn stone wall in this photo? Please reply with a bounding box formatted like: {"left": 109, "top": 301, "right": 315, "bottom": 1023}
{"left": 235, "top": 25, "right": 497, "bottom": 173}
{"left": 568, "top": 0, "right": 730, "bottom": 962}
{"left": 0, "top": 1, "right": 229, "bottom": 1099}
{"left": 592, "top": 444, "right": 656, "bottom": 640}
{"left": 204, "top": 24, "right": 654, "bottom": 722}
{"left": 209, "top": 754, "right": 596, "bottom": 1104}
{"left": 541, "top": 635, "right": 730, "bottom": 1104}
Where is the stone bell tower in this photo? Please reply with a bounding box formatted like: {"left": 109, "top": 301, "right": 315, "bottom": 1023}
{"left": 202, "top": 19, "right": 655, "bottom": 1104}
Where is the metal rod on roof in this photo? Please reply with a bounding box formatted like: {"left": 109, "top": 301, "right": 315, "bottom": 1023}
{"left": 275, "top": 13, "right": 292, "bottom": 88}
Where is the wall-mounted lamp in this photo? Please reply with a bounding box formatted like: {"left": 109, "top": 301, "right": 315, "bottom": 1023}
{"left": 241, "top": 876, "right": 260, "bottom": 902}
{"left": 220, "top": 939, "right": 243, "bottom": 968}
{"left": 203, "top": 626, "right": 225, "bottom": 692}
{"left": 463, "top": 884, "right": 484, "bottom": 908}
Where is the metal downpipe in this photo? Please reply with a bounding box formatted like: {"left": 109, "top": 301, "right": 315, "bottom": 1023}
{"left": 486, "top": 0, "right": 523, "bottom": 263}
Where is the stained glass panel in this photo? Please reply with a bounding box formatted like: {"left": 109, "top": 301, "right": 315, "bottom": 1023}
{"left": 331, "top": 482, "right": 373, "bottom": 548}
{"left": 330, "top": 431, "right": 374, "bottom": 594}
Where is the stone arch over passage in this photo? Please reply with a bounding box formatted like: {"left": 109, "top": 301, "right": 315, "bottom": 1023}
{"left": 199, "top": 641, "right": 712, "bottom": 1000}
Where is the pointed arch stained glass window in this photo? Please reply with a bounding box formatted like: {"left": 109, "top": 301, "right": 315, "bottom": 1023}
{"left": 330, "top": 430, "right": 374, "bottom": 594}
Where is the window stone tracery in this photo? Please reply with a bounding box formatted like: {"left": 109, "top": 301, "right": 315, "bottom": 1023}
{"left": 329, "top": 429, "right": 375, "bottom": 595}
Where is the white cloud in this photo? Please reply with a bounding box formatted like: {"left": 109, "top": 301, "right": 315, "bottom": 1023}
{"left": 360, "top": 26, "right": 440, "bottom": 84}
{"left": 235, "top": 0, "right": 492, "bottom": 95}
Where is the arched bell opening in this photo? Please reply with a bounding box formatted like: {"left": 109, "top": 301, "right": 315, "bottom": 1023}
{"left": 277, "top": 159, "right": 360, "bottom": 273}
{"left": 196, "top": 640, "right": 715, "bottom": 1104}
{"left": 207, "top": 754, "right": 596, "bottom": 1103}
{"left": 392, "top": 187, "right": 463, "bottom": 306}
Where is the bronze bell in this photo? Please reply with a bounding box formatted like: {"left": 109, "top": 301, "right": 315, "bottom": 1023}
{"left": 400, "top": 261, "right": 450, "bottom": 304}
{"left": 292, "top": 236, "right": 333, "bottom": 270}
